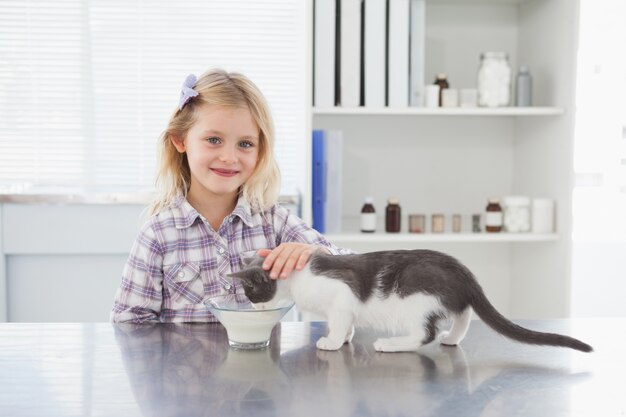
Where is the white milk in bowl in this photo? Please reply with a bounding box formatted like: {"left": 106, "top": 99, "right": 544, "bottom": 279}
{"left": 219, "top": 310, "right": 283, "bottom": 346}
{"left": 206, "top": 295, "right": 294, "bottom": 349}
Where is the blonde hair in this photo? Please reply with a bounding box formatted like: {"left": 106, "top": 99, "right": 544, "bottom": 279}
{"left": 149, "top": 69, "right": 281, "bottom": 215}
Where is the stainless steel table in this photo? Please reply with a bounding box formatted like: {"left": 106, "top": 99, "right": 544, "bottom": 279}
{"left": 0, "top": 319, "right": 623, "bottom": 416}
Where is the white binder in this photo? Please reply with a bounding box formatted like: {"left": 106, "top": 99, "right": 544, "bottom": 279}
{"left": 409, "top": 0, "right": 425, "bottom": 107}
{"left": 314, "top": 0, "right": 337, "bottom": 108}
{"left": 388, "top": 0, "right": 410, "bottom": 108}
{"left": 339, "top": 0, "right": 362, "bottom": 107}
{"left": 364, "top": 0, "right": 386, "bottom": 108}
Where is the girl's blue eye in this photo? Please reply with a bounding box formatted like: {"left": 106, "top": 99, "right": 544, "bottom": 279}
{"left": 207, "top": 136, "right": 221, "bottom": 144}
{"left": 239, "top": 140, "right": 254, "bottom": 149}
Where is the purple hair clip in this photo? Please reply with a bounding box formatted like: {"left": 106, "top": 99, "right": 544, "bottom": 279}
{"left": 179, "top": 74, "right": 199, "bottom": 110}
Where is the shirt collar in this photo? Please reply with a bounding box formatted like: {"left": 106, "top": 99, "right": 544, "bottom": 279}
{"left": 231, "top": 196, "right": 254, "bottom": 227}
{"left": 171, "top": 194, "right": 254, "bottom": 229}
{"left": 171, "top": 195, "right": 200, "bottom": 229}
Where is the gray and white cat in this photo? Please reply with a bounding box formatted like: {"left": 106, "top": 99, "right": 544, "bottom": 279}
{"left": 229, "top": 249, "right": 592, "bottom": 353}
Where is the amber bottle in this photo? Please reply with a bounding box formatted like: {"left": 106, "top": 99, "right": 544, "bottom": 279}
{"left": 485, "top": 198, "right": 503, "bottom": 232}
{"left": 385, "top": 198, "right": 401, "bottom": 233}
{"left": 434, "top": 73, "right": 449, "bottom": 107}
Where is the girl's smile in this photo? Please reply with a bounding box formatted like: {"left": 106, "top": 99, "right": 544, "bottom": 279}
{"left": 210, "top": 168, "right": 240, "bottom": 177}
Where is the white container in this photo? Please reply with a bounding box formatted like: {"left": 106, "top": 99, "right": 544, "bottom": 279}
{"left": 459, "top": 89, "right": 478, "bottom": 107}
{"left": 360, "top": 196, "right": 376, "bottom": 233}
{"left": 502, "top": 196, "right": 531, "bottom": 232}
{"left": 424, "top": 85, "right": 440, "bottom": 108}
{"left": 532, "top": 198, "right": 555, "bottom": 233}
{"left": 441, "top": 88, "right": 459, "bottom": 107}
{"left": 477, "top": 52, "right": 511, "bottom": 107}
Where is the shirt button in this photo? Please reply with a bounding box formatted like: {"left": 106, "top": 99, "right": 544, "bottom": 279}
{"left": 178, "top": 271, "right": 185, "bottom": 278}
{"left": 223, "top": 284, "right": 231, "bottom": 291}
{"left": 217, "top": 247, "right": 225, "bottom": 254}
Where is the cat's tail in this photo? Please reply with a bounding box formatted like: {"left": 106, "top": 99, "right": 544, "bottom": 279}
{"left": 469, "top": 290, "right": 593, "bottom": 352}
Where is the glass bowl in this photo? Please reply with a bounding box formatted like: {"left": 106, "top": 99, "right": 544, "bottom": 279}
{"left": 204, "top": 294, "right": 295, "bottom": 350}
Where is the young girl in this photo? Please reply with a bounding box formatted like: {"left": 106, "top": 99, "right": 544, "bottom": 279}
{"left": 111, "top": 69, "right": 350, "bottom": 323}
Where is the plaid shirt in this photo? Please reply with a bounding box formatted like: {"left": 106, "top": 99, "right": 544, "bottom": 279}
{"left": 111, "top": 195, "right": 349, "bottom": 323}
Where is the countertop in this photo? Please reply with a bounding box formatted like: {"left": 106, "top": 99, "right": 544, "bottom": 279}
{"left": 0, "top": 187, "right": 155, "bottom": 204}
{"left": 0, "top": 186, "right": 299, "bottom": 205}
{"left": 0, "top": 319, "right": 623, "bottom": 417}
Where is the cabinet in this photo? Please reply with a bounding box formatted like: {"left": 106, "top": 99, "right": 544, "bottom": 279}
{"left": 0, "top": 203, "right": 147, "bottom": 322}
{"left": 309, "top": 0, "right": 579, "bottom": 319}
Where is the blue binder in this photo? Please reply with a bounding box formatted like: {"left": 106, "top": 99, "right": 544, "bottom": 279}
{"left": 312, "top": 130, "right": 327, "bottom": 233}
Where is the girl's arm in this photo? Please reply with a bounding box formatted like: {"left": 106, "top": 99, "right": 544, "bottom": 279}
{"left": 260, "top": 205, "right": 353, "bottom": 279}
{"left": 110, "top": 223, "right": 164, "bottom": 323}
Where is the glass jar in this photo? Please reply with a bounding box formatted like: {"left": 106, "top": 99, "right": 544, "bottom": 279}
{"left": 431, "top": 214, "right": 444, "bottom": 233}
{"left": 452, "top": 214, "right": 462, "bottom": 233}
{"left": 477, "top": 52, "right": 511, "bottom": 107}
{"left": 409, "top": 214, "right": 425, "bottom": 233}
{"left": 502, "top": 196, "right": 531, "bottom": 233}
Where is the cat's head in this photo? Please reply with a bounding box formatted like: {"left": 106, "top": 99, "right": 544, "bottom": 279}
{"left": 229, "top": 255, "right": 278, "bottom": 308}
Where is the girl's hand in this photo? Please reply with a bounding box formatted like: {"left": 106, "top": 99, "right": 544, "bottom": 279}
{"left": 257, "top": 243, "right": 330, "bottom": 279}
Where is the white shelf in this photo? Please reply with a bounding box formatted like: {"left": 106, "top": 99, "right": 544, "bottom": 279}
{"left": 313, "top": 107, "right": 565, "bottom": 116}
{"left": 324, "top": 232, "right": 560, "bottom": 243}
{"left": 427, "top": 0, "right": 532, "bottom": 4}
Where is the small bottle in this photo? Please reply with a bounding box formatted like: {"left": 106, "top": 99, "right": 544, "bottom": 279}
{"left": 385, "top": 198, "right": 401, "bottom": 233}
{"left": 485, "top": 198, "right": 503, "bottom": 233}
{"left": 360, "top": 197, "right": 376, "bottom": 233}
{"left": 472, "top": 214, "right": 482, "bottom": 233}
{"left": 515, "top": 65, "right": 532, "bottom": 107}
{"left": 409, "top": 214, "right": 425, "bottom": 233}
{"left": 452, "top": 214, "right": 462, "bottom": 233}
{"left": 434, "top": 73, "right": 449, "bottom": 107}
{"left": 431, "top": 214, "right": 444, "bottom": 233}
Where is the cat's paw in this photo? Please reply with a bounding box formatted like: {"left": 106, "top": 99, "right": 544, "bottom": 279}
{"left": 316, "top": 337, "right": 343, "bottom": 351}
{"left": 438, "top": 331, "right": 459, "bottom": 346}
{"left": 373, "top": 338, "right": 402, "bottom": 352}
{"left": 345, "top": 326, "right": 355, "bottom": 344}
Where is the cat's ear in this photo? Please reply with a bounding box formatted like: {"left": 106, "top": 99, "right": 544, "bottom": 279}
{"left": 228, "top": 270, "right": 246, "bottom": 280}
{"left": 257, "top": 268, "right": 270, "bottom": 282}
{"left": 229, "top": 267, "right": 269, "bottom": 283}
{"left": 228, "top": 271, "right": 254, "bottom": 289}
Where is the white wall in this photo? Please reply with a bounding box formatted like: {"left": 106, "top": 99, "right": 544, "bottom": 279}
{"left": 510, "top": 0, "right": 580, "bottom": 318}
{"left": 314, "top": 115, "right": 515, "bottom": 224}
{"left": 571, "top": 242, "right": 626, "bottom": 317}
